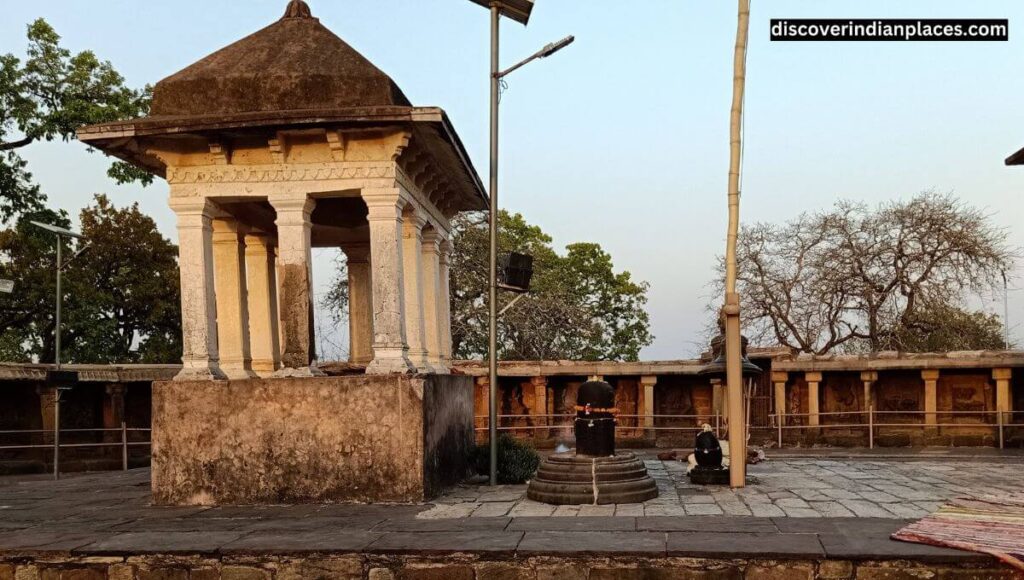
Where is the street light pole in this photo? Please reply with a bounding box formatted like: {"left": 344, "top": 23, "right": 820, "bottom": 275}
{"left": 474, "top": 0, "right": 574, "bottom": 486}
{"left": 724, "top": 0, "right": 751, "bottom": 489}
{"left": 55, "top": 238, "right": 63, "bottom": 371}
{"left": 31, "top": 220, "right": 89, "bottom": 480}
{"left": 488, "top": 4, "right": 502, "bottom": 487}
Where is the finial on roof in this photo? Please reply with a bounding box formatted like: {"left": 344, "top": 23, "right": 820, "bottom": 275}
{"left": 283, "top": 0, "right": 313, "bottom": 19}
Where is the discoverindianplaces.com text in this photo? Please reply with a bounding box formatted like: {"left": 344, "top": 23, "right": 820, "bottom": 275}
{"left": 771, "top": 19, "right": 1008, "bottom": 42}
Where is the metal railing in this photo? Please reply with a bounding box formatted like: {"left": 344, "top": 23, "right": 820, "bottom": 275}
{"left": 0, "top": 422, "right": 152, "bottom": 476}
{"left": 476, "top": 409, "right": 1024, "bottom": 449}
{"left": 768, "top": 408, "right": 1023, "bottom": 450}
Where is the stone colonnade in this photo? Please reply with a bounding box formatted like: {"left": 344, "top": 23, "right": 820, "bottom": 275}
{"left": 470, "top": 363, "right": 1019, "bottom": 446}
{"left": 473, "top": 374, "right": 664, "bottom": 441}
{"left": 771, "top": 368, "right": 1016, "bottom": 428}
{"left": 169, "top": 188, "right": 454, "bottom": 381}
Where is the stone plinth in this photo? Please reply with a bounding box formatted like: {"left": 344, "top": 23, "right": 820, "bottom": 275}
{"left": 527, "top": 452, "right": 659, "bottom": 505}
{"left": 151, "top": 374, "right": 473, "bottom": 505}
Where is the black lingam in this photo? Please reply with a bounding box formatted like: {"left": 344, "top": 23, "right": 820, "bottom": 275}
{"left": 527, "top": 381, "right": 659, "bottom": 505}
{"left": 688, "top": 424, "right": 730, "bottom": 485}
{"left": 574, "top": 380, "right": 617, "bottom": 457}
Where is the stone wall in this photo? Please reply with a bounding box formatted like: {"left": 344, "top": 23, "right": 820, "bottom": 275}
{"left": 151, "top": 375, "right": 473, "bottom": 505}
{"left": 421, "top": 375, "right": 475, "bottom": 499}
{"left": 0, "top": 554, "right": 1016, "bottom": 580}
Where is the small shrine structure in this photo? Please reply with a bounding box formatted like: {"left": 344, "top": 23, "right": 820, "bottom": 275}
{"left": 77, "top": 0, "right": 482, "bottom": 505}
{"left": 79, "top": 0, "right": 485, "bottom": 380}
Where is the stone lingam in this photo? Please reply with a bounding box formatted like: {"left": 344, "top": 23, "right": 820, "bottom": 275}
{"left": 688, "top": 424, "right": 730, "bottom": 485}
{"left": 527, "top": 381, "right": 658, "bottom": 505}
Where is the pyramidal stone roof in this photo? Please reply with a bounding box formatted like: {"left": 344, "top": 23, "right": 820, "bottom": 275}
{"left": 149, "top": 0, "right": 411, "bottom": 118}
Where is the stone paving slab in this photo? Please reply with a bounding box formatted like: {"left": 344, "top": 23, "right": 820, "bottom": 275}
{"left": 507, "top": 516, "right": 636, "bottom": 532}
{"left": 82, "top": 531, "right": 247, "bottom": 555}
{"left": 518, "top": 531, "right": 667, "bottom": 556}
{"left": 420, "top": 454, "right": 1024, "bottom": 520}
{"left": 366, "top": 531, "right": 525, "bottom": 555}
{"left": 221, "top": 529, "right": 383, "bottom": 554}
{"left": 666, "top": 531, "right": 825, "bottom": 559}
{"left": 637, "top": 515, "right": 778, "bottom": 533}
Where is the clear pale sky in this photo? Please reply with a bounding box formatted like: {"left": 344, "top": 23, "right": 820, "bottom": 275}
{"left": 2, "top": 0, "right": 1022, "bottom": 359}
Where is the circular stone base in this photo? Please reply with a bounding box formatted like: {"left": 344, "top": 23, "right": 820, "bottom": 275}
{"left": 526, "top": 451, "right": 659, "bottom": 505}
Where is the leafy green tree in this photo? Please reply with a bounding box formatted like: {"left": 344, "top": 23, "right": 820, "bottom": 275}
{"left": 0, "top": 19, "right": 151, "bottom": 223}
{"left": 882, "top": 303, "right": 1007, "bottom": 352}
{"left": 0, "top": 195, "right": 180, "bottom": 364}
{"left": 0, "top": 206, "right": 71, "bottom": 361}
{"left": 445, "top": 211, "right": 653, "bottom": 361}
{"left": 323, "top": 210, "right": 654, "bottom": 361}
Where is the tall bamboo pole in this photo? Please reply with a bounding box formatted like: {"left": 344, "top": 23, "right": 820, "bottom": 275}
{"left": 725, "top": 0, "right": 751, "bottom": 489}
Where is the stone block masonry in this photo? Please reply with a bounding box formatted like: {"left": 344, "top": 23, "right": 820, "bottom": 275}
{"left": 0, "top": 556, "right": 1016, "bottom": 580}
{"left": 151, "top": 375, "right": 474, "bottom": 505}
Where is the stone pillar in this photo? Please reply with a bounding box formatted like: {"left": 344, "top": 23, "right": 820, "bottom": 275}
{"left": 244, "top": 234, "right": 281, "bottom": 377}
{"left": 269, "top": 195, "right": 321, "bottom": 376}
{"left": 640, "top": 375, "right": 657, "bottom": 437}
{"left": 772, "top": 371, "right": 788, "bottom": 425}
{"left": 212, "top": 219, "right": 256, "bottom": 379}
{"left": 169, "top": 197, "right": 225, "bottom": 381}
{"left": 420, "top": 229, "right": 446, "bottom": 372}
{"left": 994, "top": 368, "right": 1012, "bottom": 416}
{"left": 922, "top": 369, "right": 939, "bottom": 427}
{"left": 36, "top": 386, "right": 57, "bottom": 464}
{"left": 474, "top": 376, "right": 489, "bottom": 442}
{"left": 530, "top": 375, "right": 549, "bottom": 438}
{"left": 711, "top": 378, "right": 725, "bottom": 425}
{"left": 806, "top": 372, "right": 822, "bottom": 428}
{"left": 438, "top": 238, "right": 454, "bottom": 365}
{"left": 860, "top": 371, "right": 878, "bottom": 412}
{"left": 363, "top": 189, "right": 414, "bottom": 374}
{"left": 37, "top": 386, "right": 58, "bottom": 433}
{"left": 342, "top": 244, "right": 374, "bottom": 366}
{"left": 102, "top": 384, "right": 126, "bottom": 429}
{"left": 102, "top": 384, "right": 126, "bottom": 449}
{"left": 401, "top": 207, "right": 432, "bottom": 372}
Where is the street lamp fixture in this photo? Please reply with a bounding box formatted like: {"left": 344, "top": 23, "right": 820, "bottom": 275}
{"left": 497, "top": 36, "right": 575, "bottom": 78}
{"left": 466, "top": 0, "right": 574, "bottom": 486}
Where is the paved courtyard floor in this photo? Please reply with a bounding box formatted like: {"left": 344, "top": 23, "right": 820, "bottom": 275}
{"left": 0, "top": 454, "right": 1021, "bottom": 565}
{"left": 420, "top": 454, "right": 1024, "bottom": 519}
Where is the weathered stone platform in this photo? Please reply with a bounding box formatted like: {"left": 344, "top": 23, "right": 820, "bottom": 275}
{"left": 152, "top": 374, "right": 473, "bottom": 505}
{"left": 1, "top": 468, "right": 1021, "bottom": 578}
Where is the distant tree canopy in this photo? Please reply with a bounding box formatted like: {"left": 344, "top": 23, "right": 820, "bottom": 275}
{"left": 0, "top": 18, "right": 151, "bottom": 223}
{"left": 721, "top": 192, "right": 1014, "bottom": 354}
{"left": 448, "top": 211, "right": 654, "bottom": 361}
{"left": 0, "top": 195, "right": 181, "bottom": 364}
{"left": 324, "top": 210, "right": 654, "bottom": 362}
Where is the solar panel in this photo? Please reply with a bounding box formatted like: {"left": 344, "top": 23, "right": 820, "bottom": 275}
{"left": 466, "top": 0, "right": 535, "bottom": 25}
{"left": 30, "top": 221, "right": 85, "bottom": 240}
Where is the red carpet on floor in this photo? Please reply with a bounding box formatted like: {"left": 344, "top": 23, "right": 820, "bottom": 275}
{"left": 892, "top": 494, "right": 1024, "bottom": 571}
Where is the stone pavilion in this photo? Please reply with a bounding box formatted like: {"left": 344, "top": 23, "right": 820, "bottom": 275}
{"left": 79, "top": 0, "right": 485, "bottom": 380}
{"left": 77, "top": 0, "right": 481, "bottom": 505}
